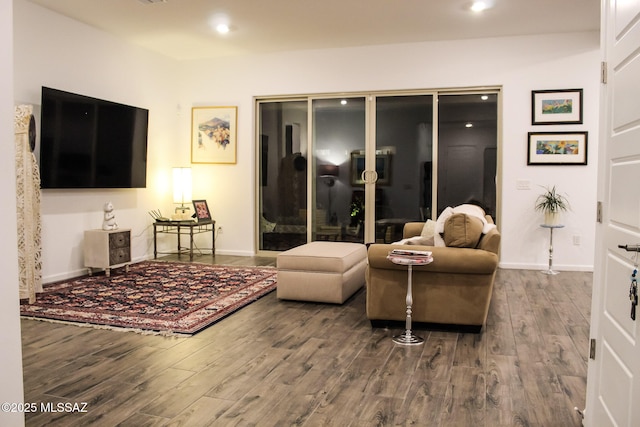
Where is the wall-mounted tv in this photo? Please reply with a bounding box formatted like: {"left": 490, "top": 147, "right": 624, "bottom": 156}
{"left": 39, "top": 87, "right": 149, "bottom": 189}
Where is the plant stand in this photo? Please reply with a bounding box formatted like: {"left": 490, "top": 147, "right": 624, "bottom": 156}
{"left": 540, "top": 224, "right": 564, "bottom": 275}
{"left": 386, "top": 252, "right": 434, "bottom": 345}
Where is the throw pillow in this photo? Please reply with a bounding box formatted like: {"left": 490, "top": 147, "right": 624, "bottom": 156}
{"left": 443, "top": 213, "right": 484, "bottom": 248}
{"left": 420, "top": 219, "right": 436, "bottom": 246}
{"left": 452, "top": 203, "right": 496, "bottom": 234}
{"left": 260, "top": 215, "right": 276, "bottom": 232}
{"left": 434, "top": 206, "right": 454, "bottom": 247}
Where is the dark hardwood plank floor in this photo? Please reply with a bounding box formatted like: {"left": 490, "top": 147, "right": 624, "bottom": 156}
{"left": 21, "top": 255, "right": 591, "bottom": 426}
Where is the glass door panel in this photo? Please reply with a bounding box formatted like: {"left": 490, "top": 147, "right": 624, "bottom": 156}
{"left": 437, "top": 93, "right": 498, "bottom": 218}
{"left": 257, "top": 100, "right": 308, "bottom": 251}
{"left": 373, "top": 95, "right": 434, "bottom": 243}
{"left": 257, "top": 89, "right": 500, "bottom": 252}
{"left": 312, "top": 97, "right": 366, "bottom": 243}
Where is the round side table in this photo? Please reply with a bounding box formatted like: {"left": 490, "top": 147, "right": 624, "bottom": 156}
{"left": 540, "top": 224, "right": 564, "bottom": 275}
{"left": 386, "top": 253, "right": 434, "bottom": 345}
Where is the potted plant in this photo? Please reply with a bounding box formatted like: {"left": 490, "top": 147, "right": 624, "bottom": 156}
{"left": 535, "top": 185, "right": 570, "bottom": 225}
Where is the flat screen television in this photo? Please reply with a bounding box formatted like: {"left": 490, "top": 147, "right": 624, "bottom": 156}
{"left": 39, "top": 87, "right": 149, "bottom": 189}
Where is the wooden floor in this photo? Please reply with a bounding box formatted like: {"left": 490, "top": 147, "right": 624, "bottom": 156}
{"left": 21, "top": 255, "right": 592, "bottom": 426}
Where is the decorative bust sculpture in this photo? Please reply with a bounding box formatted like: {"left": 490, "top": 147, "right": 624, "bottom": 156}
{"left": 102, "top": 202, "right": 118, "bottom": 231}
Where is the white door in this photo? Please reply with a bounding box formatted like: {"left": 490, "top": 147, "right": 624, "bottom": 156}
{"left": 585, "top": 0, "right": 640, "bottom": 425}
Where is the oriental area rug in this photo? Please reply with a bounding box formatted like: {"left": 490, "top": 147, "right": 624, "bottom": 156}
{"left": 20, "top": 261, "right": 277, "bottom": 335}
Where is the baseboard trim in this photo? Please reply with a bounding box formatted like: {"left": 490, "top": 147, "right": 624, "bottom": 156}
{"left": 498, "top": 262, "right": 593, "bottom": 272}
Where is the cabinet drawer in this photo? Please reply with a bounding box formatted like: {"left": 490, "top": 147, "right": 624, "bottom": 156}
{"left": 109, "top": 247, "right": 131, "bottom": 265}
{"left": 109, "top": 231, "right": 130, "bottom": 249}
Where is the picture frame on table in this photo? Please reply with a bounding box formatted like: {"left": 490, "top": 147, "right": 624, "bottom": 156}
{"left": 191, "top": 106, "right": 237, "bottom": 164}
{"left": 192, "top": 200, "right": 212, "bottom": 221}
{"left": 527, "top": 131, "right": 588, "bottom": 165}
{"left": 531, "top": 89, "right": 583, "bottom": 125}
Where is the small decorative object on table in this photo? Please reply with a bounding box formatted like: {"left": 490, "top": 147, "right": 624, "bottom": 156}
{"left": 102, "top": 201, "right": 118, "bottom": 230}
{"left": 386, "top": 249, "right": 434, "bottom": 345}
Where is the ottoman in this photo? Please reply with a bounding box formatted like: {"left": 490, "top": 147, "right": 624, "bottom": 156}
{"left": 277, "top": 241, "right": 367, "bottom": 304}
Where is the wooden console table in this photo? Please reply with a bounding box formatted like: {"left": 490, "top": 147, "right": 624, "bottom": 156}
{"left": 153, "top": 220, "right": 215, "bottom": 261}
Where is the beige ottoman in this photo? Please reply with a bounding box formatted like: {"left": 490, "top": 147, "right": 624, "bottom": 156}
{"left": 277, "top": 241, "right": 367, "bottom": 304}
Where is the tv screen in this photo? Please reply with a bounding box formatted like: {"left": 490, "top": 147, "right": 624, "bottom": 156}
{"left": 40, "top": 87, "right": 148, "bottom": 189}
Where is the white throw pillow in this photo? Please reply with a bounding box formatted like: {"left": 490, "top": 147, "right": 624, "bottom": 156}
{"left": 419, "top": 219, "right": 436, "bottom": 245}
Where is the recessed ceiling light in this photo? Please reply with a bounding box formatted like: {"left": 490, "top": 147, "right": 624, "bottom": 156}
{"left": 471, "top": 1, "right": 488, "bottom": 12}
{"left": 209, "top": 13, "right": 231, "bottom": 34}
{"left": 465, "top": 123, "right": 474, "bottom": 128}
{"left": 341, "top": 99, "right": 348, "bottom": 105}
{"left": 481, "top": 95, "right": 489, "bottom": 100}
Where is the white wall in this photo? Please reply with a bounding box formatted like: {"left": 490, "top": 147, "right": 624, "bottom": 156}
{"left": 14, "top": 0, "right": 181, "bottom": 282}
{"left": 180, "top": 32, "right": 600, "bottom": 271}
{"left": 13, "top": 0, "right": 600, "bottom": 283}
{"left": 1, "top": 0, "right": 25, "bottom": 425}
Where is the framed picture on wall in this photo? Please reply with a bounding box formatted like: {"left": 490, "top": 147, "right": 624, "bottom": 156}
{"left": 191, "top": 106, "right": 237, "bottom": 164}
{"left": 527, "top": 131, "right": 588, "bottom": 165}
{"left": 531, "top": 89, "right": 583, "bottom": 125}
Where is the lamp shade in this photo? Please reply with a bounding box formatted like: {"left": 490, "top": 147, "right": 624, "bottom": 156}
{"left": 172, "top": 167, "right": 192, "bottom": 205}
{"left": 318, "top": 164, "right": 339, "bottom": 177}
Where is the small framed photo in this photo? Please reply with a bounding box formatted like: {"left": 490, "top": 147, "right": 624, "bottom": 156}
{"left": 192, "top": 200, "right": 212, "bottom": 221}
{"left": 191, "top": 106, "right": 237, "bottom": 164}
{"left": 527, "top": 131, "right": 588, "bottom": 165}
{"left": 531, "top": 89, "right": 583, "bottom": 125}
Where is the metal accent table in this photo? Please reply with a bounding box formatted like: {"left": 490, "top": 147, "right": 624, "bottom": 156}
{"left": 386, "top": 252, "right": 434, "bottom": 345}
{"left": 153, "top": 220, "right": 215, "bottom": 261}
{"left": 540, "top": 224, "right": 564, "bottom": 275}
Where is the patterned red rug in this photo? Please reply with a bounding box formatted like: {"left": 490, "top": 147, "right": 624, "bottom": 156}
{"left": 20, "top": 261, "right": 277, "bottom": 335}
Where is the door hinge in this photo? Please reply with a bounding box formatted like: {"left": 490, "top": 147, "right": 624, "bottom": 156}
{"left": 601, "top": 61, "right": 608, "bottom": 84}
{"left": 596, "top": 201, "right": 603, "bottom": 223}
{"left": 590, "top": 338, "right": 596, "bottom": 359}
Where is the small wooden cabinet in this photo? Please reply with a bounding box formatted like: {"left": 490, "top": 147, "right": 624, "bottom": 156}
{"left": 84, "top": 229, "right": 131, "bottom": 277}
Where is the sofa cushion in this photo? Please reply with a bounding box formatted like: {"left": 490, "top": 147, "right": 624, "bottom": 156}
{"left": 443, "top": 213, "right": 484, "bottom": 248}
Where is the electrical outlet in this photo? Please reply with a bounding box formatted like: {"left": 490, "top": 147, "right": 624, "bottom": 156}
{"left": 573, "top": 235, "right": 581, "bottom": 246}
{"left": 218, "top": 226, "right": 223, "bottom": 234}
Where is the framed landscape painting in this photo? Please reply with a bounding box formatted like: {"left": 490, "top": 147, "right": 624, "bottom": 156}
{"left": 191, "top": 106, "right": 237, "bottom": 164}
{"left": 527, "top": 131, "right": 588, "bottom": 165}
{"left": 531, "top": 89, "right": 583, "bottom": 125}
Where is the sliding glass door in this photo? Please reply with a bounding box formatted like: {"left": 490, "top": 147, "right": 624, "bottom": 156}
{"left": 257, "top": 100, "right": 308, "bottom": 251}
{"left": 437, "top": 93, "right": 498, "bottom": 217}
{"left": 312, "top": 97, "right": 366, "bottom": 243}
{"left": 372, "top": 94, "right": 434, "bottom": 243}
{"left": 256, "top": 88, "right": 499, "bottom": 253}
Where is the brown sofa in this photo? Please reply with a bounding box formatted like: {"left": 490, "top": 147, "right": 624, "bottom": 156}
{"left": 365, "top": 215, "right": 500, "bottom": 332}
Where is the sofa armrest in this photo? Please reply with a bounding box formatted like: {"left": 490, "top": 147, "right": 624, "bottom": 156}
{"left": 403, "top": 222, "right": 424, "bottom": 238}
{"left": 368, "top": 243, "right": 498, "bottom": 274}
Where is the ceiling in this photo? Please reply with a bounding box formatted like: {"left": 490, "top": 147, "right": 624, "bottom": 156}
{"left": 27, "top": 0, "right": 600, "bottom": 61}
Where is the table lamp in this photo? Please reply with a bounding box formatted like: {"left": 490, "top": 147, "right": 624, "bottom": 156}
{"left": 172, "top": 167, "right": 192, "bottom": 220}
